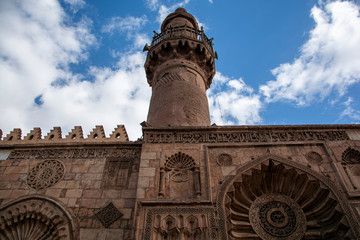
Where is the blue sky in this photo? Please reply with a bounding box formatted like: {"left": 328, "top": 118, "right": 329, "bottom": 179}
{"left": 1, "top": 0, "right": 360, "bottom": 140}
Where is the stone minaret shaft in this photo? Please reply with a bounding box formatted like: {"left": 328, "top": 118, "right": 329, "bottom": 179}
{"left": 144, "top": 8, "right": 217, "bottom": 127}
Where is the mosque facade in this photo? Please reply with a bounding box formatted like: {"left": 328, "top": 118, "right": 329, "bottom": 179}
{"left": 0, "top": 8, "right": 360, "bottom": 239}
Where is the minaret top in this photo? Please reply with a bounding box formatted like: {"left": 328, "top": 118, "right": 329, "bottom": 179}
{"left": 161, "top": 8, "right": 199, "bottom": 32}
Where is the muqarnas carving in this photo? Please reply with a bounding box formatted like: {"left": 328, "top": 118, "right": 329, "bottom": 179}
{"left": 27, "top": 159, "right": 65, "bottom": 189}
{"left": 341, "top": 147, "right": 360, "bottom": 190}
{"left": 94, "top": 202, "right": 123, "bottom": 228}
{"left": 153, "top": 214, "right": 209, "bottom": 240}
{"left": 158, "top": 152, "right": 201, "bottom": 199}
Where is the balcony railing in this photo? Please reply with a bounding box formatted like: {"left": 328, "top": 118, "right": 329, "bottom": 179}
{"left": 150, "top": 25, "right": 214, "bottom": 55}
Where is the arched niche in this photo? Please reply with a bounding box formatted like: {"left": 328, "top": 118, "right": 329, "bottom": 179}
{"left": 216, "top": 154, "right": 360, "bottom": 240}
{"left": 0, "top": 195, "right": 78, "bottom": 240}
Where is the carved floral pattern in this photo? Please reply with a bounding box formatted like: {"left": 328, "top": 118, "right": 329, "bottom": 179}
{"left": 342, "top": 147, "right": 360, "bottom": 164}
{"left": 27, "top": 159, "right": 64, "bottom": 189}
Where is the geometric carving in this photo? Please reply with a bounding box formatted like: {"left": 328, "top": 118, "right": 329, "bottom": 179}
{"left": 0, "top": 197, "right": 76, "bottom": 239}
{"left": 342, "top": 147, "right": 360, "bottom": 164}
{"left": 94, "top": 202, "right": 123, "bottom": 228}
{"left": 249, "top": 194, "right": 306, "bottom": 240}
{"left": 226, "top": 160, "right": 350, "bottom": 239}
{"left": 216, "top": 153, "right": 232, "bottom": 166}
{"left": 305, "top": 151, "right": 323, "bottom": 165}
{"left": 3, "top": 128, "right": 21, "bottom": 141}
{"left": 27, "top": 159, "right": 65, "bottom": 189}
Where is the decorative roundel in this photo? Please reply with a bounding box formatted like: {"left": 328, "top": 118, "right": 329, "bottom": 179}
{"left": 27, "top": 160, "right": 65, "bottom": 189}
{"left": 249, "top": 194, "right": 306, "bottom": 240}
{"left": 165, "top": 152, "right": 195, "bottom": 170}
{"left": 216, "top": 153, "right": 232, "bottom": 166}
{"left": 305, "top": 151, "right": 323, "bottom": 165}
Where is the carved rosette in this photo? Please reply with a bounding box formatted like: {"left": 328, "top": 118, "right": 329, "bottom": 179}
{"left": 27, "top": 159, "right": 65, "bottom": 189}
{"left": 249, "top": 194, "right": 306, "bottom": 240}
{"left": 305, "top": 151, "right": 323, "bottom": 165}
{"left": 216, "top": 153, "right": 232, "bottom": 166}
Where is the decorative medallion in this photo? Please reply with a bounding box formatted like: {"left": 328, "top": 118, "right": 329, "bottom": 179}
{"left": 27, "top": 159, "right": 65, "bottom": 189}
{"left": 94, "top": 202, "right": 123, "bottom": 228}
{"left": 249, "top": 194, "right": 306, "bottom": 240}
{"left": 216, "top": 153, "right": 232, "bottom": 166}
{"left": 305, "top": 151, "right": 323, "bottom": 165}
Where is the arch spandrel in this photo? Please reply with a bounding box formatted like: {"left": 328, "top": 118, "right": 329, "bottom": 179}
{"left": 216, "top": 154, "right": 360, "bottom": 239}
{"left": 0, "top": 195, "right": 78, "bottom": 240}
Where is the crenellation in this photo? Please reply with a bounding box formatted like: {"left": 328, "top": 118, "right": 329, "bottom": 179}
{"left": 45, "top": 126, "right": 62, "bottom": 140}
{"left": 24, "top": 127, "right": 42, "bottom": 141}
{"left": 0, "top": 125, "right": 130, "bottom": 144}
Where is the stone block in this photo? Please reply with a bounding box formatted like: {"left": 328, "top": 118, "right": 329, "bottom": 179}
{"left": 71, "top": 164, "right": 89, "bottom": 173}
{"left": 136, "top": 188, "right": 145, "bottom": 198}
{"left": 121, "top": 189, "right": 136, "bottom": 199}
{"left": 45, "top": 188, "right": 62, "bottom": 198}
{"left": 82, "top": 189, "right": 102, "bottom": 198}
{"left": 77, "top": 198, "right": 96, "bottom": 208}
{"left": 65, "top": 189, "right": 83, "bottom": 198}
{"left": 221, "top": 166, "right": 236, "bottom": 176}
{"left": 141, "top": 152, "right": 157, "bottom": 160}
{"left": 102, "top": 189, "right": 121, "bottom": 199}
{"left": 138, "top": 176, "right": 150, "bottom": 187}
{"left": 139, "top": 167, "right": 156, "bottom": 177}
{"left": 9, "top": 190, "right": 29, "bottom": 198}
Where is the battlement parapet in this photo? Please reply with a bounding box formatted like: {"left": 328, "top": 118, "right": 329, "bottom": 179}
{"left": 0, "top": 125, "right": 129, "bottom": 144}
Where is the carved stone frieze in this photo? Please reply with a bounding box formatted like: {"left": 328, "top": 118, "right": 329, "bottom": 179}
{"left": 143, "top": 207, "right": 217, "bottom": 240}
{"left": 27, "top": 159, "right": 65, "bottom": 189}
{"left": 94, "top": 202, "right": 123, "bottom": 228}
{"left": 8, "top": 147, "right": 141, "bottom": 160}
{"left": 144, "top": 130, "right": 349, "bottom": 144}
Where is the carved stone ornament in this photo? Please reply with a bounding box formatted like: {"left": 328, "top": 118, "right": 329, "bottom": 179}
{"left": 342, "top": 147, "right": 360, "bottom": 164}
{"left": 249, "top": 194, "right": 306, "bottom": 240}
{"left": 305, "top": 151, "right": 323, "bottom": 165}
{"left": 27, "top": 159, "right": 65, "bottom": 189}
{"left": 94, "top": 202, "right": 123, "bottom": 228}
{"left": 0, "top": 197, "right": 76, "bottom": 240}
{"left": 216, "top": 153, "right": 232, "bottom": 166}
{"left": 165, "top": 152, "right": 195, "bottom": 183}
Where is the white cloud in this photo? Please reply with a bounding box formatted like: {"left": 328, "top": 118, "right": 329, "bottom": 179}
{"left": 102, "top": 15, "right": 148, "bottom": 34}
{"left": 340, "top": 97, "right": 360, "bottom": 122}
{"left": 63, "top": 0, "right": 85, "bottom": 12}
{"left": 0, "top": 0, "right": 150, "bottom": 140}
{"left": 208, "top": 72, "right": 262, "bottom": 125}
{"left": 157, "top": 0, "right": 191, "bottom": 23}
{"left": 260, "top": 1, "right": 360, "bottom": 106}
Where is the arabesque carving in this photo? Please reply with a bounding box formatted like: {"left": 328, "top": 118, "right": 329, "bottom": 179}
{"left": 216, "top": 153, "right": 232, "bottom": 166}
{"left": 27, "top": 159, "right": 65, "bottom": 189}
{"left": 0, "top": 196, "right": 77, "bottom": 240}
{"left": 8, "top": 147, "right": 140, "bottom": 160}
{"left": 305, "top": 151, "right": 323, "bottom": 165}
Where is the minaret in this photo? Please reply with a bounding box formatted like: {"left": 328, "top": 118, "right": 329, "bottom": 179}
{"left": 144, "top": 8, "right": 217, "bottom": 127}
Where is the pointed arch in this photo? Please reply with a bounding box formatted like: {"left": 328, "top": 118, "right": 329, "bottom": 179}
{"left": 216, "top": 154, "right": 360, "bottom": 239}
